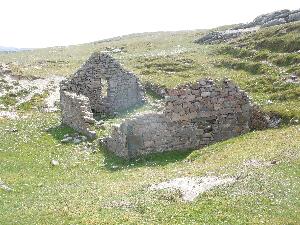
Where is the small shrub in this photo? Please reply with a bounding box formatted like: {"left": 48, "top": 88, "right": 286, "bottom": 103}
{"left": 215, "top": 45, "right": 254, "bottom": 58}
{"left": 216, "top": 59, "right": 271, "bottom": 75}
{"left": 17, "top": 91, "right": 49, "bottom": 111}
{"left": 253, "top": 50, "right": 271, "bottom": 61}
{"left": 0, "top": 93, "right": 18, "bottom": 106}
{"left": 272, "top": 53, "right": 300, "bottom": 66}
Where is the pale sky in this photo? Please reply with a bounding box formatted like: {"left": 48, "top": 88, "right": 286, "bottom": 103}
{"left": 0, "top": 0, "right": 299, "bottom": 48}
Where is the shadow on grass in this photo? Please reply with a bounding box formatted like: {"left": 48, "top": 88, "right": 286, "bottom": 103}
{"left": 100, "top": 146, "right": 194, "bottom": 171}
{"left": 215, "top": 59, "right": 271, "bottom": 75}
{"left": 93, "top": 102, "right": 147, "bottom": 122}
{"left": 145, "top": 89, "right": 165, "bottom": 100}
{"left": 46, "top": 124, "right": 77, "bottom": 141}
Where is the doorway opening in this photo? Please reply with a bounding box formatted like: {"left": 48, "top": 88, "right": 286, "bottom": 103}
{"left": 101, "top": 78, "right": 109, "bottom": 97}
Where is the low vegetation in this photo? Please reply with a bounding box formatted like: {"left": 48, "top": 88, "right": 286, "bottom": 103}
{"left": 0, "top": 113, "right": 299, "bottom": 224}
{"left": 0, "top": 21, "right": 299, "bottom": 224}
{"left": 17, "top": 91, "right": 49, "bottom": 111}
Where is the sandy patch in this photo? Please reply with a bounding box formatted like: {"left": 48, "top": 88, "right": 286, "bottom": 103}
{"left": 149, "top": 176, "right": 235, "bottom": 202}
{"left": 0, "top": 111, "right": 19, "bottom": 119}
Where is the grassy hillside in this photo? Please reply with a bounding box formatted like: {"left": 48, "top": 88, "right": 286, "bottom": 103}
{"left": 0, "top": 22, "right": 300, "bottom": 224}
{"left": 214, "top": 22, "right": 300, "bottom": 121}
{"left": 0, "top": 113, "right": 299, "bottom": 224}
{"left": 1, "top": 23, "right": 299, "bottom": 120}
{"left": 0, "top": 30, "right": 205, "bottom": 78}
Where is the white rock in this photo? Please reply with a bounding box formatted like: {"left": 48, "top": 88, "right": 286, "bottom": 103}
{"left": 51, "top": 160, "right": 59, "bottom": 166}
{"left": 63, "top": 134, "right": 70, "bottom": 138}
{"left": 61, "top": 136, "right": 73, "bottom": 143}
{"left": 73, "top": 138, "right": 82, "bottom": 144}
{"left": 266, "top": 100, "right": 273, "bottom": 104}
{"left": 0, "top": 181, "right": 13, "bottom": 192}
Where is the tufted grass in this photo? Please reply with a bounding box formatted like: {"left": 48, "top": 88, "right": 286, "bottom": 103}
{"left": 0, "top": 112, "right": 299, "bottom": 224}
{"left": 1, "top": 23, "right": 299, "bottom": 120}
{"left": 0, "top": 21, "right": 300, "bottom": 224}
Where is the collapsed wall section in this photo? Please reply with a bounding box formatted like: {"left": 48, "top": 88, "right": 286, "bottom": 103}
{"left": 60, "top": 91, "right": 96, "bottom": 138}
{"left": 102, "top": 79, "right": 252, "bottom": 158}
{"left": 61, "top": 53, "right": 145, "bottom": 114}
{"left": 60, "top": 52, "right": 145, "bottom": 138}
{"left": 104, "top": 112, "right": 206, "bottom": 159}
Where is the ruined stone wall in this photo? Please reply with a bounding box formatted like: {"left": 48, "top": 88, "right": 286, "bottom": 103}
{"left": 60, "top": 91, "right": 96, "bottom": 138}
{"left": 103, "top": 113, "right": 206, "bottom": 158}
{"left": 164, "top": 79, "right": 251, "bottom": 142}
{"left": 108, "top": 71, "right": 145, "bottom": 113}
{"left": 60, "top": 52, "right": 145, "bottom": 138}
{"left": 144, "top": 81, "right": 167, "bottom": 98}
{"left": 61, "top": 53, "right": 145, "bottom": 114}
{"left": 103, "top": 79, "right": 251, "bottom": 158}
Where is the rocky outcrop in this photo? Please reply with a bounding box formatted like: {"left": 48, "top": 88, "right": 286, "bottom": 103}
{"left": 253, "top": 9, "right": 300, "bottom": 28}
{"left": 102, "top": 78, "right": 252, "bottom": 159}
{"left": 196, "top": 9, "right": 300, "bottom": 44}
{"left": 0, "top": 63, "right": 12, "bottom": 74}
{"left": 195, "top": 27, "right": 258, "bottom": 44}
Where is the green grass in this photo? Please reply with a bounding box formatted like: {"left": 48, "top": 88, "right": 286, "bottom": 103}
{"left": 1, "top": 23, "right": 299, "bottom": 121}
{"left": 0, "top": 93, "right": 18, "bottom": 106}
{"left": 0, "top": 21, "right": 300, "bottom": 224}
{"left": 0, "top": 113, "right": 299, "bottom": 224}
{"left": 0, "top": 30, "right": 205, "bottom": 78}
{"left": 211, "top": 22, "right": 300, "bottom": 120}
{"left": 0, "top": 88, "right": 31, "bottom": 106}
{"left": 232, "top": 22, "right": 300, "bottom": 53}
{"left": 17, "top": 91, "right": 49, "bottom": 111}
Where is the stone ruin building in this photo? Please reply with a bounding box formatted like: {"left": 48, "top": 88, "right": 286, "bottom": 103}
{"left": 60, "top": 53, "right": 258, "bottom": 159}
{"left": 103, "top": 79, "right": 252, "bottom": 159}
{"left": 60, "top": 52, "right": 145, "bottom": 138}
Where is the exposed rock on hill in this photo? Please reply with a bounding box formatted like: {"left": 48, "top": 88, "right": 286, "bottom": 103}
{"left": 0, "top": 63, "right": 64, "bottom": 118}
{"left": 195, "top": 27, "right": 259, "bottom": 45}
{"left": 195, "top": 9, "right": 300, "bottom": 44}
{"left": 149, "top": 176, "right": 236, "bottom": 202}
{"left": 0, "top": 63, "right": 12, "bottom": 74}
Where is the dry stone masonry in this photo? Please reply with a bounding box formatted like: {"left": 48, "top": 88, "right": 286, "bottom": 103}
{"left": 60, "top": 54, "right": 266, "bottom": 158}
{"left": 103, "top": 78, "right": 252, "bottom": 159}
{"left": 60, "top": 52, "right": 145, "bottom": 138}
